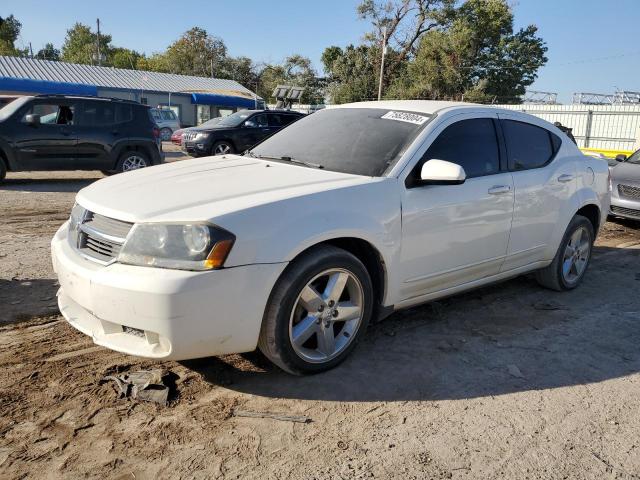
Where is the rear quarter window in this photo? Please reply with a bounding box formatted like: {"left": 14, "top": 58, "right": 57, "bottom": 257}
{"left": 502, "top": 120, "right": 558, "bottom": 171}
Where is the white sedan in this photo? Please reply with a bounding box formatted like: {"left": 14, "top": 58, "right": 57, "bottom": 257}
{"left": 51, "top": 100, "right": 610, "bottom": 374}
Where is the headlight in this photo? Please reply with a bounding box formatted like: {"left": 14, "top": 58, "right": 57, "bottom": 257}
{"left": 117, "top": 223, "right": 235, "bottom": 271}
{"left": 195, "top": 132, "right": 210, "bottom": 140}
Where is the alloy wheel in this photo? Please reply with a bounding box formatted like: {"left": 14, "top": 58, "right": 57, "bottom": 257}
{"left": 289, "top": 268, "right": 364, "bottom": 363}
{"left": 561, "top": 226, "right": 591, "bottom": 284}
{"left": 214, "top": 143, "right": 231, "bottom": 155}
{"left": 121, "top": 155, "right": 147, "bottom": 171}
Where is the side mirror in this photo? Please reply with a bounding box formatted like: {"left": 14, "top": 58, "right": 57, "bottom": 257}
{"left": 243, "top": 120, "right": 257, "bottom": 128}
{"left": 25, "top": 114, "right": 41, "bottom": 126}
{"left": 420, "top": 159, "right": 466, "bottom": 185}
{"left": 615, "top": 154, "right": 627, "bottom": 162}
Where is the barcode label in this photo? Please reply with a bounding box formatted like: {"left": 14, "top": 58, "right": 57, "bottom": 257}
{"left": 381, "top": 111, "right": 429, "bottom": 125}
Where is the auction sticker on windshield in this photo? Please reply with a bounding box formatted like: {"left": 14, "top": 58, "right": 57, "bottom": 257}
{"left": 381, "top": 111, "right": 429, "bottom": 125}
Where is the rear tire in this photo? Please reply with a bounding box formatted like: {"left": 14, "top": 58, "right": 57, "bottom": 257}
{"left": 0, "top": 159, "right": 6, "bottom": 182}
{"left": 116, "top": 150, "right": 150, "bottom": 173}
{"left": 258, "top": 245, "right": 374, "bottom": 375}
{"left": 536, "top": 215, "right": 594, "bottom": 291}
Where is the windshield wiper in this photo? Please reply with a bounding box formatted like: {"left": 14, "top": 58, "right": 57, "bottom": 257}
{"left": 245, "top": 151, "right": 324, "bottom": 169}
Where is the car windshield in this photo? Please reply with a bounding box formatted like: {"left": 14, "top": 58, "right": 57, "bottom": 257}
{"left": 249, "top": 108, "right": 432, "bottom": 176}
{"left": 0, "top": 96, "right": 31, "bottom": 121}
{"left": 217, "top": 110, "right": 254, "bottom": 127}
{"left": 200, "top": 117, "right": 221, "bottom": 128}
{"left": 626, "top": 150, "right": 640, "bottom": 164}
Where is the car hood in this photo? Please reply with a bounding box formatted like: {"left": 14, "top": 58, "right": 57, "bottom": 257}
{"left": 76, "top": 156, "right": 375, "bottom": 223}
{"left": 610, "top": 162, "right": 640, "bottom": 183}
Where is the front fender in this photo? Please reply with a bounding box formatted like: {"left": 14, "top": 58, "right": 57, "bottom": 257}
{"left": 218, "top": 179, "right": 402, "bottom": 297}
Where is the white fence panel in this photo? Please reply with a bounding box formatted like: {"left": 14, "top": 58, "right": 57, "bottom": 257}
{"left": 494, "top": 104, "right": 640, "bottom": 151}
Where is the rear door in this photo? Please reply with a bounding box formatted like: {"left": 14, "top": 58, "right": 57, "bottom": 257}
{"left": 74, "top": 101, "right": 133, "bottom": 170}
{"left": 497, "top": 115, "right": 576, "bottom": 270}
{"left": 13, "top": 100, "right": 78, "bottom": 170}
{"left": 237, "top": 113, "right": 269, "bottom": 151}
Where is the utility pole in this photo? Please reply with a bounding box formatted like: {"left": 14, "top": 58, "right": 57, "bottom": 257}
{"left": 377, "top": 26, "right": 387, "bottom": 101}
{"left": 29, "top": 42, "right": 33, "bottom": 59}
{"left": 96, "top": 18, "right": 102, "bottom": 66}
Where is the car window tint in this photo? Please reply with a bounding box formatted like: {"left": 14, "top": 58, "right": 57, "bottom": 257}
{"left": 250, "top": 108, "right": 430, "bottom": 177}
{"left": 281, "top": 114, "right": 299, "bottom": 126}
{"left": 422, "top": 118, "right": 500, "bottom": 178}
{"left": 22, "top": 103, "right": 75, "bottom": 125}
{"left": 502, "top": 120, "right": 554, "bottom": 170}
{"left": 267, "top": 113, "right": 283, "bottom": 127}
{"left": 253, "top": 114, "right": 268, "bottom": 127}
{"left": 151, "top": 110, "right": 161, "bottom": 120}
{"left": 160, "top": 110, "right": 174, "bottom": 120}
{"left": 81, "top": 102, "right": 115, "bottom": 126}
{"left": 115, "top": 104, "right": 133, "bottom": 123}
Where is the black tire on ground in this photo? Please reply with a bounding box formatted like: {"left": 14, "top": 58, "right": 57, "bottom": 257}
{"left": 115, "top": 150, "right": 151, "bottom": 173}
{"left": 100, "top": 170, "right": 115, "bottom": 176}
{"left": 535, "top": 214, "right": 595, "bottom": 291}
{"left": 0, "top": 158, "right": 6, "bottom": 182}
{"left": 160, "top": 128, "right": 172, "bottom": 141}
{"left": 258, "top": 245, "right": 374, "bottom": 375}
{"left": 211, "top": 141, "right": 234, "bottom": 156}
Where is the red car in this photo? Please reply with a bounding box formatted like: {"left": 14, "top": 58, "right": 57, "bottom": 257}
{"left": 170, "top": 128, "right": 186, "bottom": 145}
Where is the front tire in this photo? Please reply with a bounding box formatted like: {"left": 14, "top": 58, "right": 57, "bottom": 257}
{"left": 258, "top": 245, "right": 374, "bottom": 375}
{"left": 211, "top": 141, "right": 234, "bottom": 156}
{"left": 536, "top": 215, "right": 594, "bottom": 291}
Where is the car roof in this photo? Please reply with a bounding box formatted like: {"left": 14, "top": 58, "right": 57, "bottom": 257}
{"left": 33, "top": 94, "right": 142, "bottom": 106}
{"left": 329, "top": 100, "right": 480, "bottom": 115}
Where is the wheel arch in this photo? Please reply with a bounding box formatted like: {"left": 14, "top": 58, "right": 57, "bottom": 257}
{"left": 575, "top": 203, "right": 600, "bottom": 237}
{"left": 281, "top": 236, "right": 391, "bottom": 321}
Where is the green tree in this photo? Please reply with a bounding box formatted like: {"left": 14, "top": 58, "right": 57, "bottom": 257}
{"left": 321, "top": 44, "right": 379, "bottom": 103}
{"left": 61, "top": 22, "right": 112, "bottom": 65}
{"left": 389, "top": 0, "right": 547, "bottom": 103}
{"left": 158, "top": 27, "right": 227, "bottom": 77}
{"left": 219, "top": 56, "right": 259, "bottom": 90}
{"left": 35, "top": 43, "right": 60, "bottom": 61}
{"left": 110, "top": 47, "right": 143, "bottom": 69}
{"left": 0, "top": 15, "right": 27, "bottom": 56}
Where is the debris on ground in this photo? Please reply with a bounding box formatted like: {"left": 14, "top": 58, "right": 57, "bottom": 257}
{"left": 232, "top": 409, "right": 312, "bottom": 423}
{"left": 103, "top": 369, "right": 173, "bottom": 406}
{"left": 532, "top": 301, "right": 567, "bottom": 311}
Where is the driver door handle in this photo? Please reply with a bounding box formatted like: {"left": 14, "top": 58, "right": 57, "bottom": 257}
{"left": 558, "top": 174, "right": 574, "bottom": 183}
{"left": 488, "top": 185, "right": 512, "bottom": 195}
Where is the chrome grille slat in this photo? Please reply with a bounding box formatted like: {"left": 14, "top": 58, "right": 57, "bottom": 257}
{"left": 618, "top": 184, "right": 640, "bottom": 200}
{"left": 611, "top": 205, "right": 640, "bottom": 219}
{"left": 71, "top": 209, "right": 133, "bottom": 264}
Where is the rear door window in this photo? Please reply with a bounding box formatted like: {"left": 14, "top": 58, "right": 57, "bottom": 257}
{"left": 80, "top": 102, "right": 115, "bottom": 126}
{"left": 420, "top": 118, "right": 500, "bottom": 178}
{"left": 160, "top": 110, "right": 175, "bottom": 120}
{"left": 501, "top": 120, "right": 556, "bottom": 170}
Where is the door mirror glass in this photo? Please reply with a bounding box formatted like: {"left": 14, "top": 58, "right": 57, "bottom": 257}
{"left": 25, "top": 114, "right": 41, "bottom": 126}
{"left": 243, "top": 119, "right": 257, "bottom": 128}
{"left": 420, "top": 159, "right": 466, "bottom": 185}
{"left": 615, "top": 154, "right": 627, "bottom": 162}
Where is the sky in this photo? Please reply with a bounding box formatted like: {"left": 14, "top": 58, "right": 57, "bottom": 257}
{"left": 3, "top": 0, "right": 639, "bottom": 103}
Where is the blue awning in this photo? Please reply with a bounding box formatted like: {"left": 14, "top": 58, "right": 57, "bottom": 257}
{"left": 190, "top": 92, "right": 259, "bottom": 108}
{"left": 0, "top": 76, "right": 98, "bottom": 96}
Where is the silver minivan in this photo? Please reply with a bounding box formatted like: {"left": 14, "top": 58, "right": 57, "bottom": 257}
{"left": 150, "top": 108, "right": 181, "bottom": 141}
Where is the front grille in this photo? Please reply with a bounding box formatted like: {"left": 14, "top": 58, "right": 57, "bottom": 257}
{"left": 72, "top": 210, "right": 133, "bottom": 263}
{"left": 611, "top": 205, "right": 640, "bottom": 219}
{"left": 618, "top": 184, "right": 640, "bottom": 200}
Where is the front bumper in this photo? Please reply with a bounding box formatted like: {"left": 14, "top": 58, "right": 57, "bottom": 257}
{"left": 182, "top": 140, "right": 209, "bottom": 156}
{"left": 51, "top": 224, "right": 287, "bottom": 360}
{"left": 610, "top": 182, "right": 640, "bottom": 220}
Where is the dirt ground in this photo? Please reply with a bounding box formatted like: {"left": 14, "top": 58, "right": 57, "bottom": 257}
{"left": 2, "top": 146, "right": 640, "bottom": 479}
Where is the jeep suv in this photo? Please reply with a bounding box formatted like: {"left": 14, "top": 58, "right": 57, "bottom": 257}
{"left": 182, "top": 109, "right": 304, "bottom": 156}
{"left": 0, "top": 95, "right": 163, "bottom": 181}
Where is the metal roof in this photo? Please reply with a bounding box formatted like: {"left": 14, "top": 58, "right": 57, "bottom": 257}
{"left": 0, "top": 56, "right": 256, "bottom": 98}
